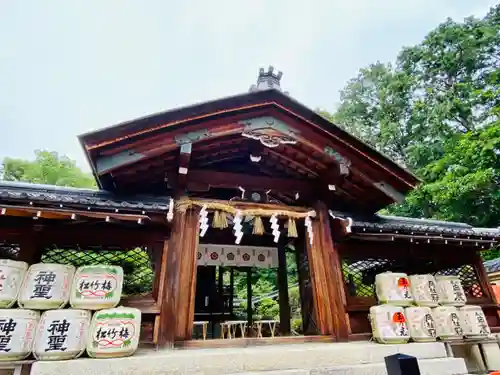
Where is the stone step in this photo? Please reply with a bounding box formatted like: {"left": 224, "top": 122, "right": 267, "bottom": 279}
{"left": 30, "top": 342, "right": 468, "bottom": 375}
{"left": 225, "top": 358, "right": 467, "bottom": 375}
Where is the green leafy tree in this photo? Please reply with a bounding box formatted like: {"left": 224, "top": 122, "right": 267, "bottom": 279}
{"left": 388, "top": 122, "right": 500, "bottom": 227}
{"left": 327, "top": 5, "right": 500, "bottom": 260}
{"left": 2, "top": 150, "right": 97, "bottom": 188}
{"left": 1, "top": 152, "right": 153, "bottom": 295}
{"left": 332, "top": 5, "right": 500, "bottom": 170}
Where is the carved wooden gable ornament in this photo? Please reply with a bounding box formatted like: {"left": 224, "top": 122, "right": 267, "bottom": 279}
{"left": 241, "top": 117, "right": 299, "bottom": 148}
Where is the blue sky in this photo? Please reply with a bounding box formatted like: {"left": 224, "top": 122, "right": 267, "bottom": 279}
{"left": 0, "top": 0, "right": 497, "bottom": 171}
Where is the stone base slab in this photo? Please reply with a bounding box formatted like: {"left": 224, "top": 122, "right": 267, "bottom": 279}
{"left": 30, "top": 342, "right": 468, "bottom": 375}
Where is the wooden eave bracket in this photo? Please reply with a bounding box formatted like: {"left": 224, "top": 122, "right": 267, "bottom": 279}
{"left": 328, "top": 210, "right": 353, "bottom": 234}
{"left": 177, "top": 143, "right": 192, "bottom": 191}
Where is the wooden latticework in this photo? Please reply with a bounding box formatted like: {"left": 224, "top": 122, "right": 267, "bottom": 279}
{"left": 40, "top": 246, "right": 155, "bottom": 296}
{"left": 342, "top": 257, "right": 392, "bottom": 298}
{"left": 0, "top": 241, "right": 20, "bottom": 260}
{"left": 434, "top": 265, "right": 484, "bottom": 298}
{"left": 341, "top": 254, "right": 486, "bottom": 300}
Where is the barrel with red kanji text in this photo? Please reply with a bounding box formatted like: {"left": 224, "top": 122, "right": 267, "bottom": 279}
{"left": 70, "top": 265, "right": 124, "bottom": 310}
{"left": 87, "top": 306, "right": 141, "bottom": 358}
{"left": 0, "top": 259, "right": 28, "bottom": 308}
{"left": 33, "top": 309, "right": 91, "bottom": 361}
{"left": 375, "top": 272, "right": 414, "bottom": 306}
{"left": 369, "top": 305, "right": 410, "bottom": 344}
{"left": 0, "top": 309, "right": 39, "bottom": 361}
{"left": 18, "top": 263, "right": 75, "bottom": 310}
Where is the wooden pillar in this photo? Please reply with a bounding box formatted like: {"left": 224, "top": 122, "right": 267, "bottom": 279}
{"left": 295, "top": 234, "right": 316, "bottom": 334}
{"left": 246, "top": 268, "right": 253, "bottom": 326}
{"left": 277, "top": 242, "right": 291, "bottom": 335}
{"left": 229, "top": 268, "right": 234, "bottom": 314}
{"left": 158, "top": 207, "right": 200, "bottom": 345}
{"left": 473, "top": 252, "right": 497, "bottom": 302}
{"left": 305, "top": 201, "right": 349, "bottom": 340}
{"left": 18, "top": 229, "right": 42, "bottom": 264}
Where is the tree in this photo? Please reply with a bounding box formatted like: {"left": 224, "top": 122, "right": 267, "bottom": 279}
{"left": 327, "top": 5, "right": 500, "bottom": 259}
{"left": 332, "top": 5, "right": 500, "bottom": 170}
{"left": 388, "top": 121, "right": 500, "bottom": 226}
{"left": 2, "top": 150, "right": 96, "bottom": 188}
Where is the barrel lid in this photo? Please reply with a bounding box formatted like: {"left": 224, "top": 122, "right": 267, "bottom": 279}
{"left": 435, "top": 275, "right": 460, "bottom": 280}
{"left": 40, "top": 308, "right": 91, "bottom": 318}
{"left": 28, "top": 263, "right": 76, "bottom": 271}
{"left": 0, "top": 259, "right": 28, "bottom": 269}
{"left": 0, "top": 308, "right": 39, "bottom": 319}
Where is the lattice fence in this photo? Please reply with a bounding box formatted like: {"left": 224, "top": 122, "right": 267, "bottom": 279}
{"left": 0, "top": 242, "right": 20, "bottom": 260}
{"left": 434, "top": 265, "right": 484, "bottom": 298}
{"left": 40, "top": 246, "right": 155, "bottom": 296}
{"left": 342, "top": 256, "right": 485, "bottom": 299}
{"left": 342, "top": 257, "right": 393, "bottom": 297}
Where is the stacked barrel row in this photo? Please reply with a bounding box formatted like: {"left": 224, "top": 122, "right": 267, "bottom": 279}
{"left": 370, "top": 272, "right": 491, "bottom": 344}
{"left": 0, "top": 259, "right": 142, "bottom": 362}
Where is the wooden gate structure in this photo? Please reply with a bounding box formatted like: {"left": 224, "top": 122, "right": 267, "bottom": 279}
{"left": 1, "top": 68, "right": 499, "bottom": 347}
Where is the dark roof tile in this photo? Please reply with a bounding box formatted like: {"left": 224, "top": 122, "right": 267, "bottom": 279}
{"left": 0, "top": 181, "right": 170, "bottom": 212}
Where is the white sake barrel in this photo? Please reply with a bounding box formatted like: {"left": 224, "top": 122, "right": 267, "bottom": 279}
{"left": 405, "top": 306, "right": 437, "bottom": 342}
{"left": 436, "top": 276, "right": 466, "bottom": 306}
{"left": 433, "top": 305, "right": 464, "bottom": 340}
{"left": 18, "top": 263, "right": 75, "bottom": 310}
{"left": 409, "top": 274, "right": 439, "bottom": 307}
{"left": 458, "top": 305, "right": 491, "bottom": 338}
{"left": 87, "top": 307, "right": 141, "bottom": 358}
{"left": 369, "top": 305, "right": 410, "bottom": 344}
{"left": 70, "top": 265, "right": 124, "bottom": 310}
{"left": 0, "top": 259, "right": 28, "bottom": 308}
{"left": 33, "top": 309, "right": 91, "bottom": 361}
{"left": 0, "top": 309, "right": 39, "bottom": 361}
{"left": 375, "top": 272, "right": 413, "bottom": 306}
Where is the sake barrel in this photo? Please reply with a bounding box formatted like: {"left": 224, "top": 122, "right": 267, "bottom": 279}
{"left": 33, "top": 309, "right": 91, "bottom": 361}
{"left": 0, "top": 259, "right": 28, "bottom": 308}
{"left": 458, "top": 305, "right": 491, "bottom": 339}
{"left": 432, "top": 305, "right": 464, "bottom": 340}
{"left": 405, "top": 306, "right": 437, "bottom": 342}
{"left": 87, "top": 307, "right": 141, "bottom": 358}
{"left": 375, "top": 272, "right": 414, "bottom": 306}
{"left": 18, "top": 263, "right": 75, "bottom": 310}
{"left": 369, "top": 305, "right": 410, "bottom": 344}
{"left": 70, "top": 265, "right": 124, "bottom": 310}
{"left": 0, "top": 309, "right": 39, "bottom": 361}
{"left": 436, "top": 275, "right": 466, "bottom": 306}
{"left": 409, "top": 274, "right": 440, "bottom": 307}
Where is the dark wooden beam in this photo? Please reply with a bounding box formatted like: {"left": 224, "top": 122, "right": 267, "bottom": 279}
{"left": 177, "top": 143, "right": 192, "bottom": 191}
{"left": 277, "top": 241, "right": 291, "bottom": 335}
{"left": 264, "top": 148, "right": 318, "bottom": 178}
{"left": 187, "top": 170, "right": 314, "bottom": 195}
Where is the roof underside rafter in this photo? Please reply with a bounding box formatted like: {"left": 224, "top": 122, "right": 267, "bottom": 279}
{"left": 79, "top": 90, "right": 420, "bottom": 213}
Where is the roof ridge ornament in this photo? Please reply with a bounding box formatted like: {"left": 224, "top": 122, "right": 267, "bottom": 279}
{"left": 249, "top": 66, "right": 289, "bottom": 94}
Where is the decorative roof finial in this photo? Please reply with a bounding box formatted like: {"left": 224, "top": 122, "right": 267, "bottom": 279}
{"left": 249, "top": 66, "right": 288, "bottom": 94}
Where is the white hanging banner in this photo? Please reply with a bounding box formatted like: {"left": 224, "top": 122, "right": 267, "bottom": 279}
{"left": 196, "top": 244, "right": 278, "bottom": 268}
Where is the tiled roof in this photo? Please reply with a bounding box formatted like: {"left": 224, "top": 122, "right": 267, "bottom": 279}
{"left": 352, "top": 215, "right": 499, "bottom": 239}
{"left": 484, "top": 258, "right": 500, "bottom": 273}
{"left": 330, "top": 210, "right": 499, "bottom": 240}
{"left": 0, "top": 181, "right": 170, "bottom": 213}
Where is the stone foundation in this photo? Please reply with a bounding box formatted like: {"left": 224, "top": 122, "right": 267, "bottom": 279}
{"left": 28, "top": 342, "right": 469, "bottom": 375}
